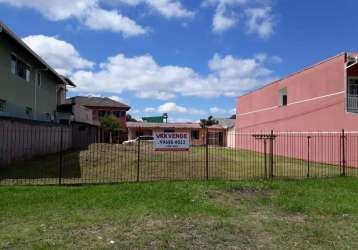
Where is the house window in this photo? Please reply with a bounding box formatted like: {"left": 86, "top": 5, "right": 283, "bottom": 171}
{"left": 25, "top": 107, "right": 33, "bottom": 118}
{"left": 113, "top": 111, "right": 125, "bottom": 118}
{"left": 99, "top": 111, "right": 110, "bottom": 117}
{"left": 11, "top": 54, "right": 31, "bottom": 82}
{"left": 0, "top": 99, "right": 7, "bottom": 112}
{"left": 164, "top": 128, "right": 175, "bottom": 133}
{"left": 191, "top": 130, "right": 199, "bottom": 140}
{"left": 279, "top": 88, "right": 288, "bottom": 106}
{"left": 348, "top": 78, "right": 358, "bottom": 96}
{"left": 36, "top": 72, "right": 42, "bottom": 88}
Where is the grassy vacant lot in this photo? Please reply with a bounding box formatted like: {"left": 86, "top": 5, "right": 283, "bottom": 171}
{"left": 1, "top": 142, "right": 355, "bottom": 185}
{"left": 1, "top": 178, "right": 358, "bottom": 249}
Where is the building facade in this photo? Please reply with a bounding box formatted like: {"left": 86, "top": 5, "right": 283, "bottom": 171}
{"left": 236, "top": 52, "right": 358, "bottom": 132}
{"left": 216, "top": 118, "right": 235, "bottom": 148}
{"left": 127, "top": 122, "right": 228, "bottom": 146}
{"left": 66, "top": 96, "right": 131, "bottom": 128}
{"left": 0, "top": 22, "right": 72, "bottom": 122}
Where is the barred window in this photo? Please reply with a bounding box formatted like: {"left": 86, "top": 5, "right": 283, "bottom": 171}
{"left": 113, "top": 111, "right": 125, "bottom": 118}
{"left": 11, "top": 54, "right": 31, "bottom": 82}
{"left": 0, "top": 99, "right": 6, "bottom": 112}
{"left": 191, "top": 130, "right": 200, "bottom": 140}
{"left": 279, "top": 88, "right": 288, "bottom": 106}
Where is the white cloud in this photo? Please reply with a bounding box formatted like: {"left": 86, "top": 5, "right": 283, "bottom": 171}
{"left": 23, "top": 35, "right": 94, "bottom": 75}
{"left": 71, "top": 51, "right": 279, "bottom": 99}
{"left": 245, "top": 7, "right": 274, "bottom": 39}
{"left": 28, "top": 34, "right": 280, "bottom": 100}
{"left": 144, "top": 102, "right": 207, "bottom": 115}
{"left": 108, "top": 95, "right": 125, "bottom": 103}
{"left": 143, "top": 107, "right": 157, "bottom": 112}
{"left": 79, "top": 93, "right": 102, "bottom": 97}
{"left": 254, "top": 53, "right": 282, "bottom": 64}
{"left": 203, "top": 0, "right": 275, "bottom": 38}
{"left": 209, "top": 106, "right": 233, "bottom": 114}
{"left": 212, "top": 5, "right": 237, "bottom": 32}
{"left": 158, "top": 102, "right": 187, "bottom": 113}
{"left": 135, "top": 91, "right": 176, "bottom": 100}
{"left": 105, "top": 0, "right": 194, "bottom": 18}
{"left": 83, "top": 8, "right": 147, "bottom": 37}
{"left": 203, "top": 0, "right": 246, "bottom": 32}
{"left": 77, "top": 93, "right": 126, "bottom": 103}
{"left": 0, "top": 0, "right": 147, "bottom": 37}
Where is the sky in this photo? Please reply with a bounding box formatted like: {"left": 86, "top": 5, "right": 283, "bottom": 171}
{"left": 1, "top": 0, "right": 358, "bottom": 122}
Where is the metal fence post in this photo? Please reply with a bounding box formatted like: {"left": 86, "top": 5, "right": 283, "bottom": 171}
{"left": 264, "top": 139, "right": 267, "bottom": 179}
{"left": 205, "top": 127, "right": 209, "bottom": 181}
{"left": 342, "top": 129, "right": 346, "bottom": 177}
{"left": 307, "top": 136, "right": 311, "bottom": 177}
{"left": 269, "top": 130, "right": 274, "bottom": 179}
{"left": 58, "top": 126, "right": 64, "bottom": 185}
{"left": 137, "top": 136, "right": 141, "bottom": 182}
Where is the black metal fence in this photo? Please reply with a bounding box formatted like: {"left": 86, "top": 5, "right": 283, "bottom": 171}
{"left": 1, "top": 125, "right": 358, "bottom": 185}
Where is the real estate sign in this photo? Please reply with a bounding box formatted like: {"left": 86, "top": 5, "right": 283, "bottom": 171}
{"left": 153, "top": 132, "right": 190, "bottom": 151}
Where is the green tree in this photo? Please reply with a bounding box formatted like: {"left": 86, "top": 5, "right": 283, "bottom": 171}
{"left": 126, "top": 114, "right": 137, "bottom": 122}
{"left": 200, "top": 115, "right": 218, "bottom": 128}
{"left": 100, "top": 115, "right": 121, "bottom": 143}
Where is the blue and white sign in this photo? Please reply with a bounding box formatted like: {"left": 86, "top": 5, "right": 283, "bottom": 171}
{"left": 153, "top": 132, "right": 190, "bottom": 151}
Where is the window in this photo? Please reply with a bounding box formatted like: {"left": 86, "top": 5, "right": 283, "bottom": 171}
{"left": 191, "top": 130, "right": 199, "bottom": 140}
{"left": 164, "top": 128, "right": 175, "bottom": 133}
{"left": 36, "top": 71, "right": 42, "bottom": 88}
{"left": 113, "top": 111, "right": 125, "bottom": 118}
{"left": 0, "top": 99, "right": 6, "bottom": 112}
{"left": 11, "top": 54, "right": 31, "bottom": 82}
{"left": 99, "top": 111, "right": 110, "bottom": 117}
{"left": 25, "top": 107, "right": 33, "bottom": 118}
{"left": 279, "top": 88, "right": 288, "bottom": 106}
{"left": 11, "top": 56, "right": 16, "bottom": 74}
{"left": 348, "top": 78, "right": 358, "bottom": 96}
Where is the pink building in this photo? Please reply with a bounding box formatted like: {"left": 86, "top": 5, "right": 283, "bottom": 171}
{"left": 235, "top": 52, "right": 358, "bottom": 168}
{"left": 236, "top": 52, "right": 358, "bottom": 132}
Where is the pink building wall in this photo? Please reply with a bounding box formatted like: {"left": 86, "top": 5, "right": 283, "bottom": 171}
{"left": 235, "top": 53, "right": 358, "bottom": 169}
{"left": 236, "top": 53, "right": 358, "bottom": 132}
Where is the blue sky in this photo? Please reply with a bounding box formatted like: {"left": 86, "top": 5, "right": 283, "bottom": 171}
{"left": 1, "top": 0, "right": 358, "bottom": 122}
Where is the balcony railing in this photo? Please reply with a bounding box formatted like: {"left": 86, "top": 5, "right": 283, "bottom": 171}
{"left": 347, "top": 94, "right": 358, "bottom": 113}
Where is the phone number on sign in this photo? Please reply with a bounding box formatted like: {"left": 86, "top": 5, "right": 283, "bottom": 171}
{"left": 159, "top": 140, "right": 187, "bottom": 145}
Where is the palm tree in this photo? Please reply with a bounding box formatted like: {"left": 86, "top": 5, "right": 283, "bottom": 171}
{"left": 200, "top": 115, "right": 218, "bottom": 128}
{"left": 126, "top": 114, "right": 137, "bottom": 122}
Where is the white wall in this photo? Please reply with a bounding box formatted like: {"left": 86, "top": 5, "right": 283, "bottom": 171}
{"left": 227, "top": 127, "right": 236, "bottom": 148}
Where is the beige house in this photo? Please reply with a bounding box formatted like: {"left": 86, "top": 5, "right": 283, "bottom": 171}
{"left": 127, "top": 122, "right": 228, "bottom": 146}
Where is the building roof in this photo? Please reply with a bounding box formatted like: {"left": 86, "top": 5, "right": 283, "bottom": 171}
{"left": 127, "top": 122, "right": 201, "bottom": 129}
{"left": 0, "top": 21, "right": 71, "bottom": 87}
{"left": 142, "top": 116, "right": 164, "bottom": 123}
{"left": 216, "top": 118, "right": 235, "bottom": 129}
{"left": 67, "top": 96, "right": 131, "bottom": 110}
{"left": 127, "top": 122, "right": 224, "bottom": 129}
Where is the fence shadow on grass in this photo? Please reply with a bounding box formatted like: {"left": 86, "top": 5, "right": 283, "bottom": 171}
{"left": 0, "top": 149, "right": 82, "bottom": 184}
